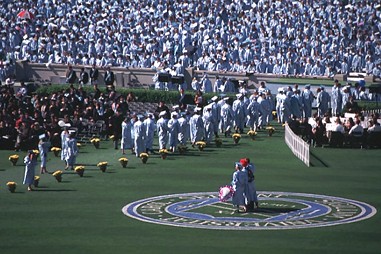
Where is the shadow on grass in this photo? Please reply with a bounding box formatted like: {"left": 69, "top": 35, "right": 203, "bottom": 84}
{"left": 253, "top": 207, "right": 300, "bottom": 213}
{"left": 34, "top": 189, "right": 77, "bottom": 192}
{"left": 310, "top": 151, "right": 329, "bottom": 168}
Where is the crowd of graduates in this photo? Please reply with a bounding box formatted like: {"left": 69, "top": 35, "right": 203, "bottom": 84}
{"left": 1, "top": 0, "right": 381, "bottom": 83}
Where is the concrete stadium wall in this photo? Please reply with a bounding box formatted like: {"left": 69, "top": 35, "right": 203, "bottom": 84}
{"left": 15, "top": 61, "right": 366, "bottom": 90}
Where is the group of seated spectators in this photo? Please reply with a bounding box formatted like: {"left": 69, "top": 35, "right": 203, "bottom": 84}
{"left": 0, "top": 82, "right": 138, "bottom": 151}
{"left": 1, "top": 0, "right": 381, "bottom": 84}
{"left": 288, "top": 111, "right": 381, "bottom": 148}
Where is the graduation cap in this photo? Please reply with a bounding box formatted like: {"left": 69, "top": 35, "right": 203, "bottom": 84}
{"left": 211, "top": 96, "right": 218, "bottom": 101}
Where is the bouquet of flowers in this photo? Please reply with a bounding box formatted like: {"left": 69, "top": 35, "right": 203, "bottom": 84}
{"left": 6, "top": 182, "right": 17, "bottom": 193}
{"left": 118, "top": 157, "right": 129, "bottom": 168}
{"left": 9, "top": 154, "right": 19, "bottom": 166}
{"left": 177, "top": 144, "right": 188, "bottom": 154}
{"left": 34, "top": 176, "right": 40, "bottom": 187}
{"left": 97, "top": 162, "right": 108, "bottom": 172}
{"left": 74, "top": 166, "right": 85, "bottom": 177}
{"left": 51, "top": 147, "right": 61, "bottom": 157}
{"left": 159, "top": 149, "right": 169, "bottom": 159}
{"left": 90, "top": 138, "right": 100, "bottom": 149}
{"left": 232, "top": 133, "right": 241, "bottom": 144}
{"left": 215, "top": 138, "right": 222, "bottom": 147}
{"left": 247, "top": 130, "right": 257, "bottom": 140}
{"left": 195, "top": 141, "right": 206, "bottom": 151}
{"left": 266, "top": 126, "right": 276, "bottom": 137}
{"left": 52, "top": 170, "right": 63, "bottom": 182}
{"left": 139, "top": 153, "right": 149, "bottom": 164}
{"left": 219, "top": 185, "right": 235, "bottom": 202}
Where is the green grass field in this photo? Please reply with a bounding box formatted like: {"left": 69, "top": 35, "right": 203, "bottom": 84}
{"left": 0, "top": 125, "right": 380, "bottom": 254}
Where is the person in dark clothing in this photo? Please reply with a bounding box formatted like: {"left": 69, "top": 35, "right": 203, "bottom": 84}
{"left": 108, "top": 110, "right": 124, "bottom": 149}
{"left": 154, "top": 101, "right": 170, "bottom": 120}
{"left": 90, "top": 64, "right": 99, "bottom": 85}
{"left": 343, "top": 96, "right": 361, "bottom": 114}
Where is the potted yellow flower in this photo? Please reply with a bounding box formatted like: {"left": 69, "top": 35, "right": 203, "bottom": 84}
{"left": 74, "top": 166, "right": 85, "bottom": 177}
{"left": 247, "top": 130, "right": 257, "bottom": 140}
{"left": 177, "top": 144, "right": 187, "bottom": 154}
{"left": 272, "top": 110, "right": 277, "bottom": 120}
{"left": 118, "top": 158, "right": 129, "bottom": 168}
{"left": 139, "top": 153, "right": 149, "bottom": 164}
{"left": 32, "top": 150, "right": 40, "bottom": 156}
{"left": 215, "top": 138, "right": 222, "bottom": 147}
{"left": 90, "top": 138, "right": 100, "bottom": 149}
{"left": 51, "top": 147, "right": 61, "bottom": 157}
{"left": 52, "top": 170, "right": 63, "bottom": 182}
{"left": 97, "top": 162, "right": 108, "bottom": 172}
{"left": 159, "top": 149, "right": 169, "bottom": 159}
{"left": 195, "top": 141, "right": 206, "bottom": 151}
{"left": 34, "top": 176, "right": 40, "bottom": 187}
{"left": 76, "top": 143, "right": 82, "bottom": 149}
{"left": 6, "top": 182, "right": 17, "bottom": 193}
{"left": 9, "top": 154, "right": 19, "bottom": 166}
{"left": 266, "top": 126, "right": 276, "bottom": 137}
{"left": 109, "top": 135, "right": 115, "bottom": 141}
{"left": 232, "top": 133, "right": 241, "bottom": 144}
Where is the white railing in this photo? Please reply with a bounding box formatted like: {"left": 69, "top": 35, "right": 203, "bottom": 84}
{"left": 284, "top": 124, "right": 310, "bottom": 167}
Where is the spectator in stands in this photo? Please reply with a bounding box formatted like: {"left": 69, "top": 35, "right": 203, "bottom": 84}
{"left": 332, "top": 117, "right": 346, "bottom": 134}
{"left": 343, "top": 96, "right": 361, "bottom": 114}
{"left": 104, "top": 66, "right": 115, "bottom": 87}
{"left": 78, "top": 68, "right": 89, "bottom": 87}
{"left": 90, "top": 64, "right": 99, "bottom": 85}
{"left": 65, "top": 65, "right": 77, "bottom": 84}
{"left": 311, "top": 117, "right": 326, "bottom": 147}
{"left": 368, "top": 119, "right": 381, "bottom": 133}
{"left": 349, "top": 119, "right": 364, "bottom": 135}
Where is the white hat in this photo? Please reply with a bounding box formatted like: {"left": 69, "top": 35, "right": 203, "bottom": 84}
{"left": 236, "top": 93, "right": 243, "bottom": 99}
{"left": 58, "top": 120, "right": 66, "bottom": 127}
{"left": 171, "top": 112, "right": 178, "bottom": 117}
{"left": 211, "top": 96, "right": 218, "bottom": 101}
{"left": 159, "top": 111, "right": 167, "bottom": 117}
{"left": 194, "top": 107, "right": 202, "bottom": 112}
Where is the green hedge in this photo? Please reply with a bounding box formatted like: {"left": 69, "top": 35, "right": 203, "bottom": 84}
{"left": 356, "top": 100, "right": 381, "bottom": 111}
{"left": 35, "top": 84, "right": 221, "bottom": 104}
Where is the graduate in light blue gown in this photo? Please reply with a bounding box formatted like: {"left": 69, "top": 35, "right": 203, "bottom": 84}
{"left": 121, "top": 117, "right": 133, "bottom": 154}
{"left": 23, "top": 150, "right": 38, "bottom": 191}
{"left": 38, "top": 134, "right": 51, "bottom": 174}
{"left": 156, "top": 111, "right": 169, "bottom": 150}
{"left": 242, "top": 158, "right": 259, "bottom": 211}
{"left": 65, "top": 133, "right": 78, "bottom": 171}
{"left": 178, "top": 112, "right": 189, "bottom": 145}
{"left": 143, "top": 113, "right": 156, "bottom": 153}
{"left": 232, "top": 93, "right": 245, "bottom": 133}
{"left": 189, "top": 107, "right": 204, "bottom": 145}
{"left": 231, "top": 162, "right": 247, "bottom": 213}
{"left": 60, "top": 127, "right": 69, "bottom": 169}
{"left": 168, "top": 112, "right": 180, "bottom": 152}
{"left": 134, "top": 115, "right": 146, "bottom": 157}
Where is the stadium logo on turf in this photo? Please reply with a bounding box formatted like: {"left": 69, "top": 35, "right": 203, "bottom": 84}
{"left": 122, "top": 191, "right": 377, "bottom": 230}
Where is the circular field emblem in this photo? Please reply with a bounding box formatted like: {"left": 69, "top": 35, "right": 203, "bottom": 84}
{"left": 122, "top": 191, "right": 376, "bottom": 230}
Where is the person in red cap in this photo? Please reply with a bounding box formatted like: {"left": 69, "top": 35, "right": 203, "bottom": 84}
{"left": 241, "top": 158, "right": 259, "bottom": 211}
